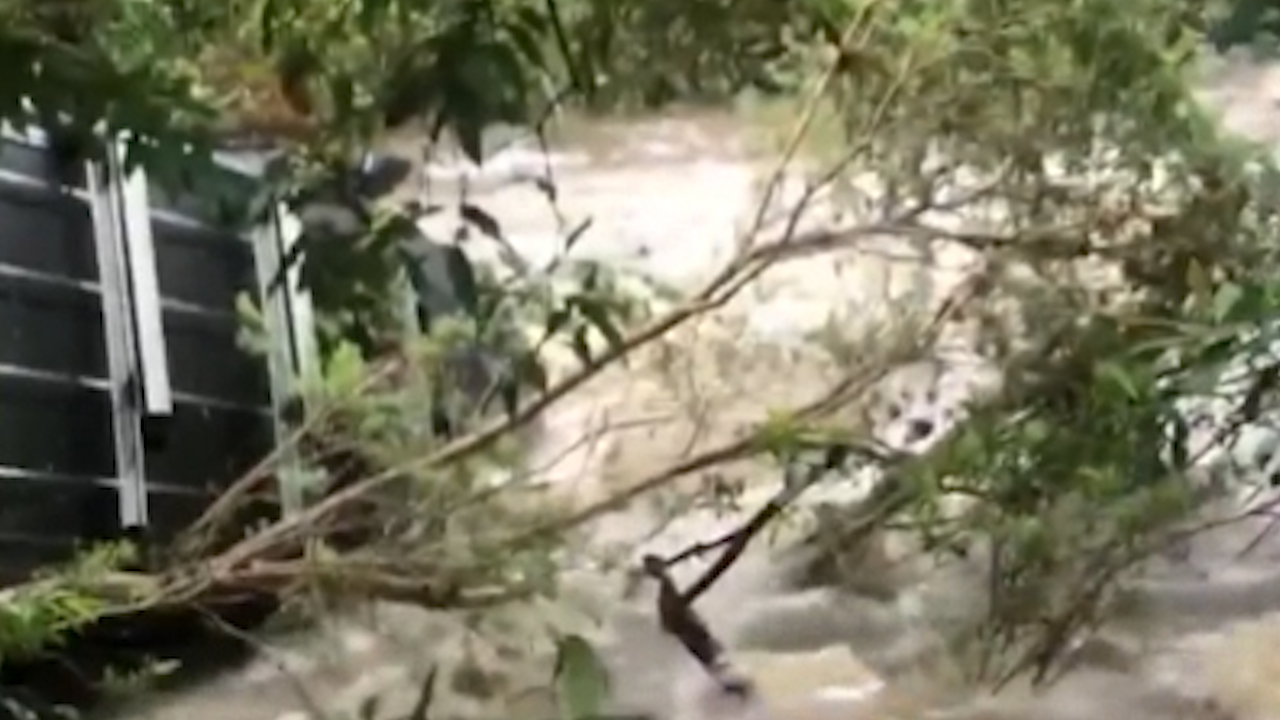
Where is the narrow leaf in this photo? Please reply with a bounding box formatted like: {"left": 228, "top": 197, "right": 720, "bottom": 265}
{"left": 442, "top": 246, "right": 480, "bottom": 314}
{"left": 1212, "top": 282, "right": 1244, "bottom": 323}
{"left": 515, "top": 351, "right": 549, "bottom": 392}
{"left": 498, "top": 374, "right": 521, "bottom": 417}
{"left": 576, "top": 298, "right": 624, "bottom": 351}
{"left": 563, "top": 217, "right": 593, "bottom": 254}
{"left": 1097, "top": 361, "right": 1139, "bottom": 399}
{"left": 570, "top": 326, "right": 592, "bottom": 366}
{"left": 460, "top": 203, "right": 503, "bottom": 240}
{"left": 554, "top": 635, "right": 609, "bottom": 720}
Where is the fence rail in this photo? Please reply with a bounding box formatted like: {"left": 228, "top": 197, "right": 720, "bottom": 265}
{"left": 0, "top": 129, "right": 309, "bottom": 583}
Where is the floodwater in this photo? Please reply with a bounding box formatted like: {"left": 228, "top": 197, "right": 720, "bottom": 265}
{"left": 107, "top": 52, "right": 1280, "bottom": 720}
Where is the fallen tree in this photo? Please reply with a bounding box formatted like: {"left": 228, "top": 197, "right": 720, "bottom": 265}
{"left": 5, "top": 0, "right": 1280, "bottom": 715}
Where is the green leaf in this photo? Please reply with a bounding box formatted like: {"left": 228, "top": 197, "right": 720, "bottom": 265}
{"left": 575, "top": 297, "right": 624, "bottom": 352}
{"left": 754, "top": 410, "right": 803, "bottom": 455}
{"left": 442, "top": 246, "right": 480, "bottom": 315}
{"left": 545, "top": 307, "right": 572, "bottom": 338}
{"left": 457, "top": 122, "right": 485, "bottom": 165}
{"left": 1166, "top": 415, "right": 1189, "bottom": 470}
{"left": 1185, "top": 259, "right": 1212, "bottom": 301}
{"left": 358, "top": 0, "right": 393, "bottom": 34}
{"left": 498, "top": 373, "right": 521, "bottom": 417}
{"left": 460, "top": 203, "right": 503, "bottom": 240}
{"left": 554, "top": 634, "right": 609, "bottom": 720}
{"left": 570, "top": 326, "right": 592, "bottom": 366}
{"left": 505, "top": 11, "right": 548, "bottom": 69}
{"left": 323, "top": 340, "right": 367, "bottom": 395}
{"left": 563, "top": 217, "right": 593, "bottom": 254}
{"left": 255, "top": 0, "right": 281, "bottom": 53}
{"left": 1212, "top": 281, "right": 1244, "bottom": 323}
{"left": 515, "top": 351, "right": 549, "bottom": 392}
{"left": 579, "top": 264, "right": 600, "bottom": 292}
{"left": 1096, "top": 360, "right": 1139, "bottom": 400}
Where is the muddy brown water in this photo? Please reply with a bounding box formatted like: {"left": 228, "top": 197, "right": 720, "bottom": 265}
{"left": 94, "top": 52, "right": 1280, "bottom": 720}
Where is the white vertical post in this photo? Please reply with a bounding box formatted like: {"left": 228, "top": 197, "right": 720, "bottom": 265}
{"left": 252, "top": 205, "right": 317, "bottom": 515}
{"left": 113, "top": 143, "right": 173, "bottom": 417}
{"left": 86, "top": 153, "right": 149, "bottom": 528}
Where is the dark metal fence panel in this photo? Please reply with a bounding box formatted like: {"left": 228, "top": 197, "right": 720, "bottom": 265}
{"left": 139, "top": 174, "right": 279, "bottom": 537}
{"left": 0, "top": 131, "right": 121, "bottom": 581}
{"left": 0, "top": 132, "right": 294, "bottom": 582}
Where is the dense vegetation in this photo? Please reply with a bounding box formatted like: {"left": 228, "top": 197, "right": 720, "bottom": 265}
{"left": 3, "top": 0, "right": 1280, "bottom": 715}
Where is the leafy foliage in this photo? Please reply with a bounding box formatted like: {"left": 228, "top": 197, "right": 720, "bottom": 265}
{"left": 737, "top": 0, "right": 1280, "bottom": 687}
{"left": 553, "top": 634, "right": 609, "bottom": 720}
{"left": 0, "top": 543, "right": 134, "bottom": 665}
{"left": 5, "top": 0, "right": 1280, "bottom": 711}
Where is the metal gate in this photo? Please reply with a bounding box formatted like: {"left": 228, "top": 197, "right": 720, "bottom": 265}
{"left": 0, "top": 128, "right": 310, "bottom": 583}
